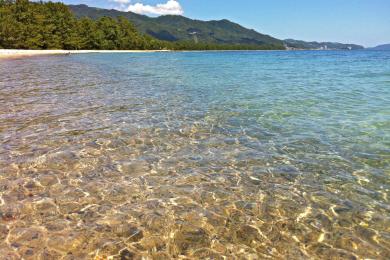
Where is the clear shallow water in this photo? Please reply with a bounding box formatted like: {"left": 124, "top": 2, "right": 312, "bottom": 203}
{"left": 0, "top": 51, "right": 389, "bottom": 259}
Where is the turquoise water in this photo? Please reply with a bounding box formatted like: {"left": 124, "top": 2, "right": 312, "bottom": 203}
{"left": 0, "top": 51, "right": 389, "bottom": 259}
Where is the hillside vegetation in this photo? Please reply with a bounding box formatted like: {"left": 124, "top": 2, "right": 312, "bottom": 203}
{"left": 284, "top": 39, "right": 364, "bottom": 50}
{"left": 0, "top": 1, "right": 364, "bottom": 51}
{"left": 0, "top": 0, "right": 284, "bottom": 50}
{"left": 69, "top": 4, "right": 284, "bottom": 49}
{"left": 69, "top": 5, "right": 365, "bottom": 51}
{"left": 369, "top": 44, "right": 390, "bottom": 51}
{"left": 0, "top": 0, "right": 166, "bottom": 50}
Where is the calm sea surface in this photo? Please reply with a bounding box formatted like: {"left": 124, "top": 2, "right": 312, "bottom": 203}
{"left": 0, "top": 51, "right": 389, "bottom": 259}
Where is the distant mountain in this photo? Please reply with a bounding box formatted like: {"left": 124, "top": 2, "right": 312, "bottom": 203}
{"left": 69, "top": 5, "right": 365, "bottom": 51}
{"left": 369, "top": 44, "right": 390, "bottom": 50}
{"left": 69, "top": 4, "right": 284, "bottom": 48}
{"left": 284, "top": 39, "right": 364, "bottom": 50}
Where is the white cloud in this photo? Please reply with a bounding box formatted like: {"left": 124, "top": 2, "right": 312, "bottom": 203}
{"left": 111, "top": 0, "right": 131, "bottom": 4}
{"left": 125, "top": 0, "right": 184, "bottom": 16}
{"left": 109, "top": 0, "right": 131, "bottom": 10}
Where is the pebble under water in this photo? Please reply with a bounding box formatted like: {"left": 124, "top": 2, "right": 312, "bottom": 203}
{"left": 0, "top": 51, "right": 389, "bottom": 259}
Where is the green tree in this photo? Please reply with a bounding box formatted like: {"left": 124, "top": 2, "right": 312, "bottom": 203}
{"left": 0, "top": 0, "right": 285, "bottom": 50}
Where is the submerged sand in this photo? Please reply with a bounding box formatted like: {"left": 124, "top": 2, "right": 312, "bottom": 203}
{"left": 0, "top": 49, "right": 169, "bottom": 59}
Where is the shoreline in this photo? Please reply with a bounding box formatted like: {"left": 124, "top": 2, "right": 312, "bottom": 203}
{"left": 0, "top": 49, "right": 170, "bottom": 59}
{"left": 0, "top": 48, "right": 363, "bottom": 59}
{"left": 0, "top": 49, "right": 283, "bottom": 59}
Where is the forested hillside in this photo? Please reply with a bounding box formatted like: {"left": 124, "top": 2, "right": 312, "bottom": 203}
{"left": 0, "top": 1, "right": 284, "bottom": 50}
{"left": 284, "top": 39, "right": 364, "bottom": 50}
{"left": 369, "top": 44, "right": 390, "bottom": 50}
{"left": 69, "top": 4, "right": 284, "bottom": 48}
{"left": 0, "top": 0, "right": 165, "bottom": 50}
{"left": 1, "top": 1, "right": 364, "bottom": 51}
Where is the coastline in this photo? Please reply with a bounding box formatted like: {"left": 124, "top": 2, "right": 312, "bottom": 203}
{"left": 0, "top": 49, "right": 170, "bottom": 59}
{"left": 0, "top": 49, "right": 281, "bottom": 59}
{"left": 0, "top": 48, "right": 362, "bottom": 59}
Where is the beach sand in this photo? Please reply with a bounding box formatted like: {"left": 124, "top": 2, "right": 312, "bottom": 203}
{"left": 0, "top": 49, "right": 169, "bottom": 59}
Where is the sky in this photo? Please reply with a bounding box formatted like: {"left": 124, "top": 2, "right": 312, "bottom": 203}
{"left": 59, "top": 0, "right": 390, "bottom": 47}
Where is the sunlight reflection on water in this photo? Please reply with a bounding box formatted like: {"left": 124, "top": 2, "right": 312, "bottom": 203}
{"left": 0, "top": 51, "right": 389, "bottom": 259}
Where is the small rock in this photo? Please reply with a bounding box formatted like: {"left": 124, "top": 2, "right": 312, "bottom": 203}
{"left": 35, "top": 199, "right": 58, "bottom": 217}
{"left": 120, "top": 249, "right": 135, "bottom": 260}
{"left": 10, "top": 228, "right": 45, "bottom": 248}
{"left": 113, "top": 224, "right": 143, "bottom": 242}
{"left": 38, "top": 175, "right": 58, "bottom": 186}
{"left": 0, "top": 206, "right": 20, "bottom": 222}
{"left": 0, "top": 225, "right": 9, "bottom": 240}
{"left": 0, "top": 246, "right": 20, "bottom": 260}
{"left": 39, "top": 248, "right": 63, "bottom": 260}
{"left": 118, "top": 160, "right": 150, "bottom": 175}
{"left": 235, "top": 225, "right": 261, "bottom": 246}
{"left": 173, "top": 226, "right": 210, "bottom": 255}
{"left": 191, "top": 248, "right": 224, "bottom": 259}
{"left": 140, "top": 236, "right": 165, "bottom": 251}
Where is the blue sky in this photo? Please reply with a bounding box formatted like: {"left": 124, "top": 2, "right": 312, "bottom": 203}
{"left": 60, "top": 0, "right": 390, "bottom": 47}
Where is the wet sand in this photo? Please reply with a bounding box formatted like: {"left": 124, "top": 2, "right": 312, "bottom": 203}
{"left": 0, "top": 49, "right": 169, "bottom": 59}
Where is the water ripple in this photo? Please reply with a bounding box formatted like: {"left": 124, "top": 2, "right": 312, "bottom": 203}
{"left": 0, "top": 51, "right": 389, "bottom": 259}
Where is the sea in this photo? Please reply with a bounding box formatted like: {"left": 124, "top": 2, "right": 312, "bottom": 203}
{"left": 0, "top": 50, "right": 389, "bottom": 259}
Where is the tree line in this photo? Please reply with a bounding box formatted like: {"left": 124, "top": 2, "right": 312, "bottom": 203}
{"left": 0, "top": 0, "right": 165, "bottom": 50}
{"left": 0, "top": 0, "right": 284, "bottom": 50}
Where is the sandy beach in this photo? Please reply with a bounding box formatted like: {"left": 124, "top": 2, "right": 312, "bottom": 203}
{"left": 0, "top": 49, "right": 169, "bottom": 59}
